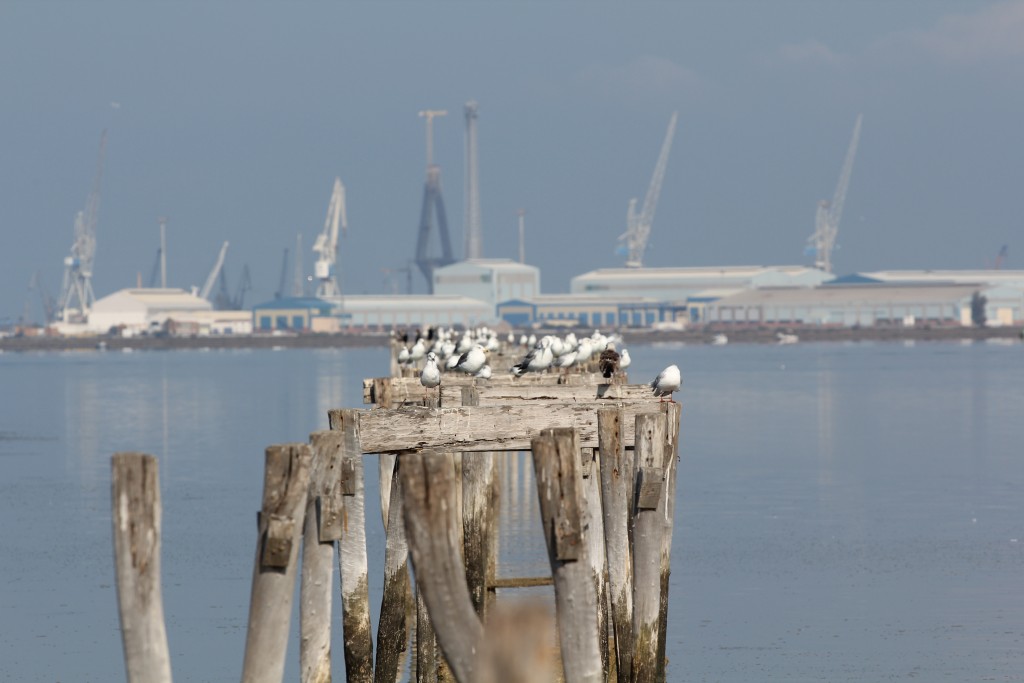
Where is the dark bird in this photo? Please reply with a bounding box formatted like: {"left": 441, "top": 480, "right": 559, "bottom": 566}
{"left": 599, "top": 343, "right": 620, "bottom": 378}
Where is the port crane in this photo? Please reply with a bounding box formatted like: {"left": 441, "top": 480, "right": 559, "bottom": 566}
{"left": 57, "top": 130, "right": 107, "bottom": 322}
{"left": 808, "top": 114, "right": 863, "bottom": 274}
{"left": 199, "top": 241, "right": 229, "bottom": 300}
{"left": 414, "top": 109, "right": 455, "bottom": 292}
{"left": 618, "top": 112, "right": 677, "bottom": 268}
{"left": 274, "top": 247, "right": 290, "bottom": 299}
{"left": 215, "top": 263, "right": 252, "bottom": 310}
{"left": 313, "top": 178, "right": 347, "bottom": 298}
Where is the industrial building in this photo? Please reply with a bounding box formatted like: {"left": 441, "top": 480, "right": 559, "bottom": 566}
{"left": 497, "top": 295, "right": 685, "bottom": 328}
{"left": 570, "top": 266, "right": 832, "bottom": 303}
{"left": 253, "top": 294, "right": 493, "bottom": 332}
{"left": 87, "top": 288, "right": 254, "bottom": 336}
{"left": 862, "top": 270, "right": 1024, "bottom": 288}
{"left": 88, "top": 288, "right": 213, "bottom": 334}
{"left": 703, "top": 281, "right": 991, "bottom": 327}
{"left": 252, "top": 297, "right": 336, "bottom": 332}
{"left": 433, "top": 259, "right": 540, "bottom": 310}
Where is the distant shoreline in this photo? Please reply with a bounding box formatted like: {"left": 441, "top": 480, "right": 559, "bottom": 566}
{"left": 1, "top": 324, "right": 1020, "bottom": 353}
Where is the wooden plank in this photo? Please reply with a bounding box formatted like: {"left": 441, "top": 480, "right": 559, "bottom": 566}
{"left": 374, "top": 458, "right": 411, "bottom": 683}
{"left": 631, "top": 414, "right": 667, "bottom": 683}
{"left": 328, "top": 409, "right": 374, "bottom": 683}
{"left": 487, "top": 576, "right": 554, "bottom": 589}
{"left": 598, "top": 408, "right": 634, "bottom": 683}
{"left": 399, "top": 450, "right": 487, "bottom": 683}
{"left": 439, "top": 383, "right": 654, "bottom": 406}
{"left": 656, "top": 402, "right": 682, "bottom": 683}
{"left": 111, "top": 452, "right": 173, "bottom": 683}
{"left": 531, "top": 428, "right": 603, "bottom": 683}
{"left": 365, "top": 373, "right": 615, "bottom": 402}
{"left": 241, "top": 444, "right": 312, "bottom": 683}
{"left": 301, "top": 432, "right": 343, "bottom": 683}
{"left": 335, "top": 402, "right": 656, "bottom": 453}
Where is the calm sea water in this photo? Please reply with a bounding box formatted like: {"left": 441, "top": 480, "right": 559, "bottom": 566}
{"left": 1, "top": 340, "right": 1023, "bottom": 682}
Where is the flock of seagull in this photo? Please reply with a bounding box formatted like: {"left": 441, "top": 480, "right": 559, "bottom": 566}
{"left": 395, "top": 326, "right": 681, "bottom": 402}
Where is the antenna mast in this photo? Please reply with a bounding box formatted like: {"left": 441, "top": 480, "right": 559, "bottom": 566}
{"left": 464, "top": 101, "right": 483, "bottom": 259}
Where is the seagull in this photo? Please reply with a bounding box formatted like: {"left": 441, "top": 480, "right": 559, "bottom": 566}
{"left": 599, "top": 343, "right": 620, "bottom": 379}
{"left": 650, "top": 364, "right": 681, "bottom": 402}
{"left": 455, "top": 344, "right": 489, "bottom": 374}
{"left": 511, "top": 338, "right": 553, "bottom": 375}
{"left": 397, "top": 345, "right": 411, "bottom": 365}
{"left": 575, "top": 338, "right": 594, "bottom": 365}
{"left": 619, "top": 349, "right": 631, "bottom": 370}
{"left": 409, "top": 339, "right": 427, "bottom": 363}
{"left": 420, "top": 352, "right": 441, "bottom": 398}
{"left": 474, "top": 364, "right": 492, "bottom": 379}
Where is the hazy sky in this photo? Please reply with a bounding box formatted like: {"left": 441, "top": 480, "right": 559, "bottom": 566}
{"left": 2, "top": 1, "right": 1023, "bottom": 321}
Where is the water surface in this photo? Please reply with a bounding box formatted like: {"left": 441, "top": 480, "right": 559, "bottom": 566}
{"left": 1, "top": 341, "right": 1022, "bottom": 681}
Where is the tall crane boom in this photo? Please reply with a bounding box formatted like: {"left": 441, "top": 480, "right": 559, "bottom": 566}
{"left": 57, "top": 130, "right": 107, "bottom": 323}
{"left": 313, "top": 177, "right": 347, "bottom": 298}
{"left": 618, "top": 112, "right": 678, "bottom": 268}
{"left": 808, "top": 114, "right": 862, "bottom": 273}
{"left": 200, "top": 241, "right": 229, "bottom": 300}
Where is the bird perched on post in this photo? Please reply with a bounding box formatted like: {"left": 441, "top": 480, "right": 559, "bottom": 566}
{"left": 420, "top": 352, "right": 441, "bottom": 398}
{"left": 599, "top": 343, "right": 620, "bottom": 379}
{"left": 650, "top": 364, "right": 681, "bottom": 402}
{"left": 454, "top": 344, "right": 489, "bottom": 374}
{"left": 619, "top": 349, "right": 631, "bottom": 370}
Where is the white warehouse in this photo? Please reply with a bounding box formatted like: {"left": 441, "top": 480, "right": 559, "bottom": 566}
{"left": 433, "top": 259, "right": 540, "bottom": 311}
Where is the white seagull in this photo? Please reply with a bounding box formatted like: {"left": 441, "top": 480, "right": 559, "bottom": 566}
{"left": 455, "top": 344, "right": 489, "bottom": 374}
{"left": 420, "top": 352, "right": 441, "bottom": 395}
{"left": 650, "top": 364, "right": 681, "bottom": 402}
{"left": 619, "top": 349, "right": 631, "bottom": 370}
{"left": 474, "top": 364, "right": 492, "bottom": 379}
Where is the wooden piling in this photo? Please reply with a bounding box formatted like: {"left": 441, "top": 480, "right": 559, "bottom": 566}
{"left": 374, "top": 458, "right": 411, "bottom": 683}
{"left": 415, "top": 588, "right": 437, "bottom": 683}
{"left": 329, "top": 409, "right": 374, "bottom": 683}
{"left": 655, "top": 402, "right": 681, "bottom": 683}
{"left": 399, "top": 450, "right": 486, "bottom": 683}
{"left": 300, "top": 432, "right": 343, "bottom": 683}
{"left": 111, "top": 452, "right": 173, "bottom": 683}
{"left": 580, "top": 444, "right": 609, "bottom": 680}
{"left": 598, "top": 407, "right": 634, "bottom": 683}
{"left": 630, "top": 413, "right": 667, "bottom": 683}
{"left": 530, "top": 428, "right": 603, "bottom": 683}
{"left": 241, "top": 444, "right": 312, "bottom": 683}
{"left": 461, "top": 386, "right": 495, "bottom": 619}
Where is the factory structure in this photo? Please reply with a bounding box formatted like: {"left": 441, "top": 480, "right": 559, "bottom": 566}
{"left": 25, "top": 110, "right": 1024, "bottom": 340}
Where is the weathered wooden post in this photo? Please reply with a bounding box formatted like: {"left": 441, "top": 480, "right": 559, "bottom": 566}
{"left": 580, "top": 444, "right": 609, "bottom": 679}
{"left": 399, "top": 450, "right": 486, "bottom": 683}
{"left": 111, "top": 452, "right": 173, "bottom": 683}
{"left": 241, "top": 444, "right": 312, "bottom": 683}
{"left": 328, "top": 409, "right": 375, "bottom": 683}
{"left": 598, "top": 407, "right": 633, "bottom": 683}
{"left": 415, "top": 588, "right": 437, "bottom": 683}
{"left": 417, "top": 393, "right": 441, "bottom": 683}
{"left": 531, "top": 428, "right": 603, "bottom": 683}
{"left": 374, "top": 458, "right": 411, "bottom": 683}
{"left": 301, "top": 432, "right": 344, "bottom": 683}
{"left": 630, "top": 413, "right": 666, "bottom": 683}
{"left": 461, "top": 386, "right": 495, "bottom": 619}
{"left": 655, "top": 401, "right": 681, "bottom": 683}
